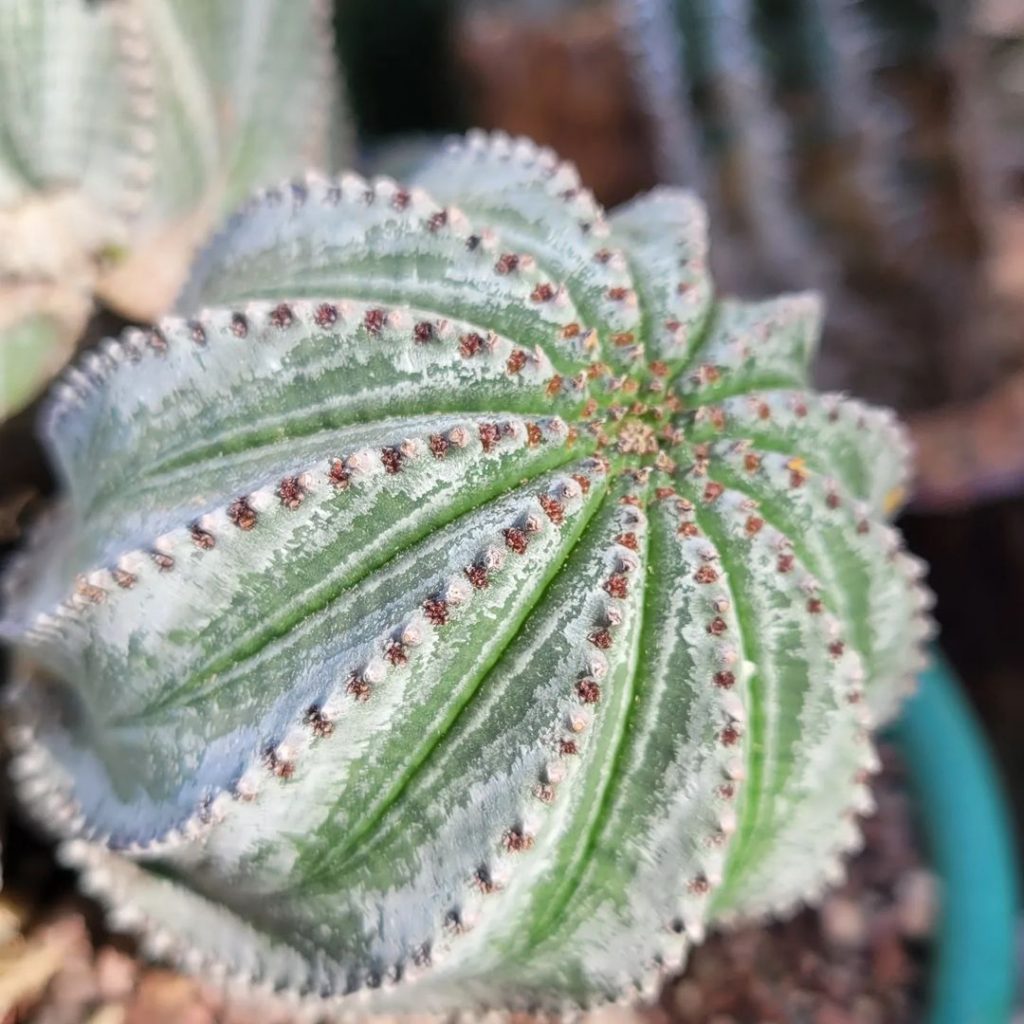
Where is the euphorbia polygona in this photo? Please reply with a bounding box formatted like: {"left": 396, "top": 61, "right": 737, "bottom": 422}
{"left": 3, "top": 132, "right": 933, "bottom": 1014}
{"left": 0, "top": 0, "right": 340, "bottom": 418}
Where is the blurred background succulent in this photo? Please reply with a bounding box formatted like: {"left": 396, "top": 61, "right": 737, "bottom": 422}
{"left": 2, "top": 133, "right": 932, "bottom": 1013}
{"left": 0, "top": 0, "right": 346, "bottom": 421}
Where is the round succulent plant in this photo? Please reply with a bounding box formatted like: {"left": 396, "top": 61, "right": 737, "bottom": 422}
{"left": 2, "top": 132, "right": 933, "bottom": 1015}
{"left": 0, "top": 0, "right": 342, "bottom": 419}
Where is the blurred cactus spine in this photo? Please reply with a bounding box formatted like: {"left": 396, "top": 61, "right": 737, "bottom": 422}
{"left": 0, "top": 0, "right": 345, "bottom": 419}
{"left": 620, "top": 0, "right": 1022, "bottom": 412}
{"left": 3, "top": 131, "right": 933, "bottom": 1013}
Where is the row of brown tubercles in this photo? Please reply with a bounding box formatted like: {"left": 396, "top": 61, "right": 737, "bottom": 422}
{"left": 422, "top": 468, "right": 648, "bottom": 978}
{"left": 691, "top": 429, "right": 933, "bottom": 722}
{"left": 196, "top": 168, "right": 603, "bottom": 373}
{"left": 423, "top": 461, "right": 614, "bottom": 954}
{"left": 685, "top": 388, "right": 913, "bottom": 507}
{"left": 52, "top": 416, "right": 563, "bottom": 610}
{"left": 47, "top": 296, "right": 587, "bottom": 440}
{"left": 657, "top": 481, "right": 749, "bottom": 944}
{"left": 411, "top": 131, "right": 648, "bottom": 376}
{"left": 186, "top": 161, "right": 698, "bottom": 401}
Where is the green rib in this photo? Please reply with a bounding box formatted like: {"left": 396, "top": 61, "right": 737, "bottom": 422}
{"left": 523, "top": 477, "right": 652, "bottom": 946}
{"left": 684, "top": 479, "right": 768, "bottom": 913}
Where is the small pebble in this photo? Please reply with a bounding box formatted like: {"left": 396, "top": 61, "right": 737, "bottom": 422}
{"left": 871, "top": 927, "right": 911, "bottom": 988}
{"left": 822, "top": 896, "right": 868, "bottom": 948}
{"left": 851, "top": 994, "right": 884, "bottom": 1024}
{"left": 673, "top": 979, "right": 703, "bottom": 1016}
{"left": 815, "top": 1003, "right": 855, "bottom": 1024}
{"left": 895, "top": 868, "right": 938, "bottom": 939}
{"left": 125, "top": 970, "right": 211, "bottom": 1024}
{"left": 87, "top": 1007, "right": 126, "bottom": 1024}
{"left": 95, "top": 946, "right": 137, "bottom": 1001}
